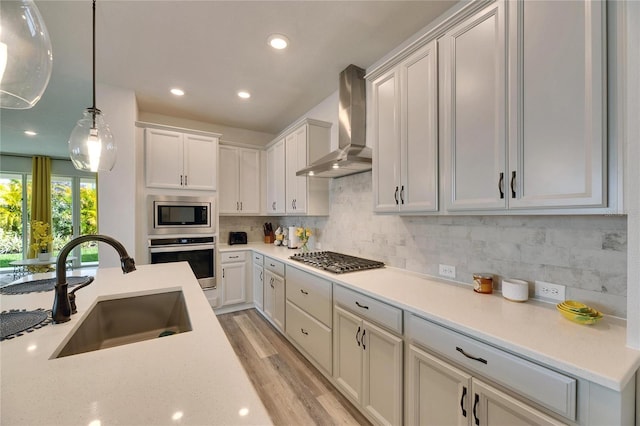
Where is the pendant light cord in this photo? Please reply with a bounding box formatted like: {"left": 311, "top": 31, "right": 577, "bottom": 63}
{"left": 91, "top": 0, "right": 97, "bottom": 127}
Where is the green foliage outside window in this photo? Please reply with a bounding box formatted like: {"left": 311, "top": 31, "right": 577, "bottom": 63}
{"left": 0, "top": 175, "right": 98, "bottom": 268}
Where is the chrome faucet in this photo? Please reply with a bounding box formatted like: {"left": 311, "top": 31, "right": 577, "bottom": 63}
{"left": 53, "top": 234, "right": 136, "bottom": 323}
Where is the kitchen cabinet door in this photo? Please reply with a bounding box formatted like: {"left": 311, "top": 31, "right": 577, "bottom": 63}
{"left": 219, "top": 146, "right": 240, "bottom": 213}
{"left": 263, "top": 269, "right": 285, "bottom": 332}
{"left": 252, "top": 262, "right": 264, "bottom": 311}
{"left": 220, "top": 260, "right": 246, "bottom": 306}
{"left": 406, "top": 344, "right": 472, "bottom": 426}
{"left": 400, "top": 40, "right": 439, "bottom": 213}
{"left": 442, "top": 1, "right": 507, "bottom": 211}
{"left": 266, "top": 139, "right": 285, "bottom": 214}
{"left": 145, "top": 128, "right": 184, "bottom": 189}
{"left": 239, "top": 148, "right": 260, "bottom": 213}
{"left": 372, "top": 69, "right": 401, "bottom": 213}
{"left": 333, "top": 305, "right": 364, "bottom": 403}
{"left": 285, "top": 125, "right": 308, "bottom": 214}
{"left": 220, "top": 146, "right": 261, "bottom": 214}
{"left": 362, "top": 319, "right": 403, "bottom": 426}
{"left": 507, "top": 0, "right": 606, "bottom": 209}
{"left": 473, "top": 379, "right": 566, "bottom": 426}
{"left": 183, "top": 134, "right": 217, "bottom": 191}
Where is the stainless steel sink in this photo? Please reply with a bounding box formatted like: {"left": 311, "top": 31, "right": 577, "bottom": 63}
{"left": 54, "top": 290, "right": 192, "bottom": 358}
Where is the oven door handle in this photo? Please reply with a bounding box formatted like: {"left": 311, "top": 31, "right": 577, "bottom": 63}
{"left": 149, "top": 244, "right": 215, "bottom": 253}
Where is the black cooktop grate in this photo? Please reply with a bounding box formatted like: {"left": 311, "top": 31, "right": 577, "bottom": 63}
{"left": 289, "top": 251, "right": 384, "bottom": 274}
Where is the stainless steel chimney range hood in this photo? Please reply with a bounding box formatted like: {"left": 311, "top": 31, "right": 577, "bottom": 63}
{"left": 297, "top": 64, "right": 371, "bottom": 178}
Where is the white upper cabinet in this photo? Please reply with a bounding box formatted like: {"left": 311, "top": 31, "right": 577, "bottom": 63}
{"left": 441, "top": 1, "right": 507, "bottom": 211}
{"left": 441, "top": 0, "right": 606, "bottom": 212}
{"left": 372, "top": 40, "right": 439, "bottom": 213}
{"left": 145, "top": 127, "right": 218, "bottom": 191}
{"left": 507, "top": 0, "right": 606, "bottom": 209}
{"left": 266, "top": 139, "right": 285, "bottom": 214}
{"left": 219, "top": 145, "right": 260, "bottom": 214}
{"left": 268, "top": 118, "right": 330, "bottom": 216}
{"left": 285, "top": 125, "right": 308, "bottom": 213}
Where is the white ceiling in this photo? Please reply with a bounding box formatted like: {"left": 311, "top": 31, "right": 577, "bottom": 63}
{"left": 1, "top": 0, "right": 456, "bottom": 159}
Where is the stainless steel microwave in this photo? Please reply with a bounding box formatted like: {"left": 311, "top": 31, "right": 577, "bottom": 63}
{"left": 148, "top": 195, "right": 216, "bottom": 235}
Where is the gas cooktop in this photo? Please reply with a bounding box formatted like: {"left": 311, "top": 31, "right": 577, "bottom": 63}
{"left": 289, "top": 251, "right": 384, "bottom": 274}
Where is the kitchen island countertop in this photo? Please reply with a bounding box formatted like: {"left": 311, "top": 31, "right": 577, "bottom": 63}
{"left": 0, "top": 263, "right": 271, "bottom": 425}
{"left": 221, "top": 242, "right": 640, "bottom": 392}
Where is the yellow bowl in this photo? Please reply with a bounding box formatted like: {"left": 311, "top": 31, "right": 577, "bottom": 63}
{"left": 559, "top": 300, "right": 593, "bottom": 313}
{"left": 557, "top": 304, "right": 600, "bottom": 317}
{"left": 556, "top": 305, "right": 603, "bottom": 325}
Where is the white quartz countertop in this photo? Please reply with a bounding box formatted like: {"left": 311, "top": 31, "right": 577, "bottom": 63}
{"left": 0, "top": 263, "right": 271, "bottom": 426}
{"left": 221, "top": 243, "right": 640, "bottom": 392}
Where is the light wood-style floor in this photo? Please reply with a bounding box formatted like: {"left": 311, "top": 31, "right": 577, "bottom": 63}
{"left": 218, "top": 309, "right": 372, "bottom": 426}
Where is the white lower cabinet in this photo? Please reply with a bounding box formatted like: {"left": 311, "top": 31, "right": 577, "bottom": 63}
{"left": 333, "top": 304, "right": 403, "bottom": 426}
{"left": 406, "top": 344, "right": 565, "bottom": 426}
{"left": 263, "top": 257, "right": 285, "bottom": 332}
{"left": 252, "top": 252, "right": 264, "bottom": 312}
{"left": 285, "top": 266, "right": 333, "bottom": 375}
{"left": 220, "top": 251, "right": 247, "bottom": 306}
{"left": 406, "top": 313, "right": 576, "bottom": 425}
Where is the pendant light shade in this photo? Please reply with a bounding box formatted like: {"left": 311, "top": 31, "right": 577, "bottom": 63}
{"left": 0, "top": 0, "right": 53, "bottom": 109}
{"left": 69, "top": 107, "right": 116, "bottom": 172}
{"left": 68, "top": 0, "right": 116, "bottom": 172}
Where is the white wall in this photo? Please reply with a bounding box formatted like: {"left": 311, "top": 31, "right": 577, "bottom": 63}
{"left": 96, "top": 83, "right": 137, "bottom": 268}
{"left": 137, "top": 111, "right": 274, "bottom": 147}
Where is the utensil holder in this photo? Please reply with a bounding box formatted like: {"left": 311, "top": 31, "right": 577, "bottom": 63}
{"left": 264, "top": 234, "right": 274, "bottom": 244}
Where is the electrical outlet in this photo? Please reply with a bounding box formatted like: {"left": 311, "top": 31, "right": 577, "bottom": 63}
{"left": 438, "top": 264, "right": 456, "bottom": 279}
{"left": 534, "top": 280, "right": 566, "bottom": 302}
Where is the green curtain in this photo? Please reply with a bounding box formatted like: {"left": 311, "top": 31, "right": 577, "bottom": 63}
{"left": 29, "top": 156, "right": 51, "bottom": 258}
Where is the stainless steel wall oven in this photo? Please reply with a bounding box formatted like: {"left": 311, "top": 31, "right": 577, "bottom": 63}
{"left": 148, "top": 236, "right": 216, "bottom": 289}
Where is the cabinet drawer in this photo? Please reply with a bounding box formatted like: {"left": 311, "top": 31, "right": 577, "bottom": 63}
{"left": 286, "top": 266, "right": 332, "bottom": 327}
{"left": 406, "top": 314, "right": 576, "bottom": 421}
{"left": 264, "top": 257, "right": 285, "bottom": 276}
{"left": 252, "top": 252, "right": 263, "bottom": 265}
{"left": 286, "top": 301, "right": 332, "bottom": 374}
{"left": 221, "top": 251, "right": 246, "bottom": 263}
{"left": 333, "top": 285, "right": 402, "bottom": 334}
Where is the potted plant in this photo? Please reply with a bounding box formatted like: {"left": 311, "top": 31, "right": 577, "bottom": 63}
{"left": 31, "top": 220, "right": 53, "bottom": 260}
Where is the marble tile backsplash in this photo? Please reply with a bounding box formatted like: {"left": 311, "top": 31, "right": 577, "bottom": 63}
{"left": 220, "top": 171, "right": 628, "bottom": 317}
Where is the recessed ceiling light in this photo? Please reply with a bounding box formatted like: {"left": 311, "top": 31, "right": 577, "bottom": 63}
{"left": 237, "top": 91, "right": 251, "bottom": 99}
{"left": 268, "top": 34, "right": 289, "bottom": 50}
{"left": 24, "top": 130, "right": 37, "bottom": 136}
{"left": 170, "top": 88, "right": 185, "bottom": 96}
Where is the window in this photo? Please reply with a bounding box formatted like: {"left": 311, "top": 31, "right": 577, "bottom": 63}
{"left": 0, "top": 169, "right": 98, "bottom": 270}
